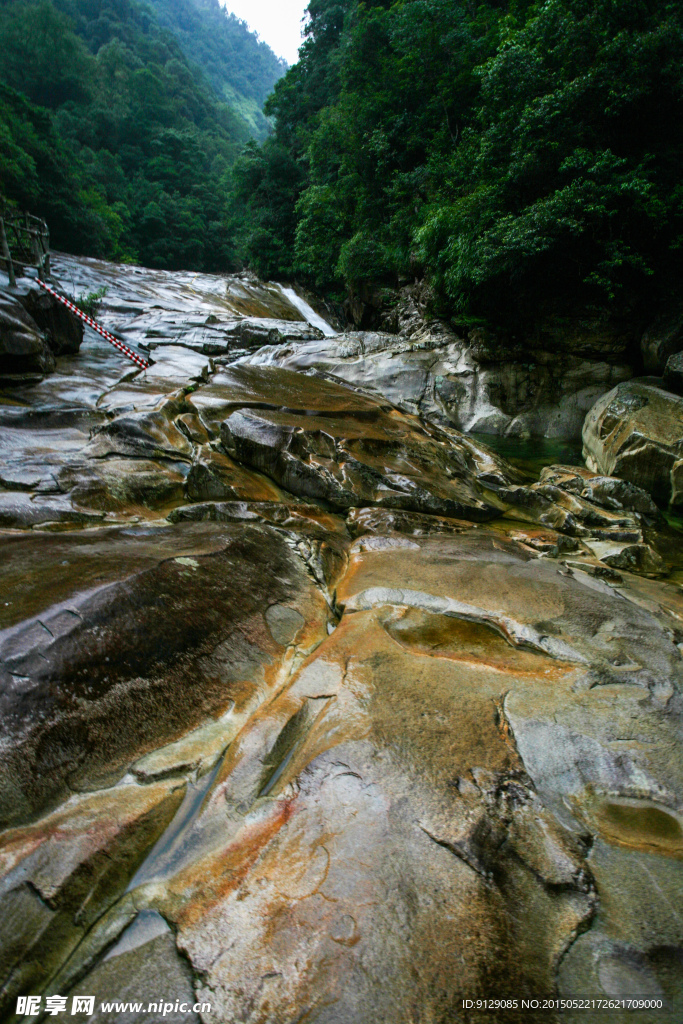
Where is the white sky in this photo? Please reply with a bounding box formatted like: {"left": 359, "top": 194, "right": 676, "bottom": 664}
{"left": 222, "top": 1, "right": 309, "bottom": 66}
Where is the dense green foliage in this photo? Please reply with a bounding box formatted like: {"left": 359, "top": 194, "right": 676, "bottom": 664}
{"left": 147, "top": 0, "right": 286, "bottom": 137}
{"left": 0, "top": 0, "right": 285, "bottom": 267}
{"left": 2, "top": 0, "right": 681, "bottom": 324}
{"left": 232, "top": 0, "right": 683, "bottom": 328}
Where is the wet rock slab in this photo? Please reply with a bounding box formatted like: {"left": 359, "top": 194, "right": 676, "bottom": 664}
{"left": 211, "top": 364, "right": 513, "bottom": 520}
{"left": 0, "top": 520, "right": 330, "bottom": 827}
{"left": 243, "top": 322, "right": 633, "bottom": 440}
{"left": 0, "top": 781, "right": 184, "bottom": 1008}
{"left": 0, "top": 256, "right": 682, "bottom": 1023}
{"left": 49, "top": 253, "right": 327, "bottom": 357}
{"left": 1, "top": 516, "right": 680, "bottom": 1021}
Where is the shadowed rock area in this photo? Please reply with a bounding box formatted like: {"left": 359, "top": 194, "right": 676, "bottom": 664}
{"left": 0, "top": 255, "right": 681, "bottom": 1024}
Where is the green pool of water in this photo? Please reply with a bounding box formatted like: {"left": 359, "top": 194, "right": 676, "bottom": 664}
{"left": 468, "top": 432, "right": 584, "bottom": 480}
{"left": 663, "top": 510, "right": 683, "bottom": 534}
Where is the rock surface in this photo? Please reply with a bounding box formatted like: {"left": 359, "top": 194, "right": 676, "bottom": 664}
{"left": 243, "top": 296, "right": 634, "bottom": 440}
{"left": 663, "top": 350, "right": 683, "bottom": 396}
{"left": 215, "top": 365, "right": 516, "bottom": 520}
{"left": 1, "top": 255, "right": 681, "bottom": 1024}
{"left": 0, "top": 274, "right": 84, "bottom": 384}
{"left": 641, "top": 309, "right": 683, "bottom": 374}
{"left": 16, "top": 281, "right": 84, "bottom": 356}
{"left": 583, "top": 379, "right": 683, "bottom": 507}
{"left": 0, "top": 290, "right": 55, "bottom": 382}
{"left": 0, "top": 520, "right": 330, "bottom": 826}
{"left": 49, "top": 253, "right": 329, "bottom": 359}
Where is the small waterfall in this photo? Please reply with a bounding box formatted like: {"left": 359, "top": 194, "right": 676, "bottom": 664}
{"left": 277, "top": 284, "right": 337, "bottom": 337}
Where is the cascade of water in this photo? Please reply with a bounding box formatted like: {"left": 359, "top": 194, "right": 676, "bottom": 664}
{"left": 277, "top": 284, "right": 337, "bottom": 337}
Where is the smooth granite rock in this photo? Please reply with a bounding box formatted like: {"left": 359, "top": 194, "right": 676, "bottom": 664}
{"left": 0, "top": 782, "right": 184, "bottom": 1011}
{"left": 0, "top": 521, "right": 330, "bottom": 826}
{"left": 1, "top": 255, "right": 682, "bottom": 1024}
{"left": 136, "top": 531, "right": 678, "bottom": 1020}
{"left": 49, "top": 252, "right": 331, "bottom": 357}
{"left": 243, "top": 318, "right": 633, "bottom": 440}
{"left": 202, "top": 364, "right": 515, "bottom": 520}
{"left": 583, "top": 379, "right": 683, "bottom": 507}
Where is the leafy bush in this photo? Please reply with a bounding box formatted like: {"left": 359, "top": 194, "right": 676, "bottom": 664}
{"left": 75, "top": 287, "right": 108, "bottom": 318}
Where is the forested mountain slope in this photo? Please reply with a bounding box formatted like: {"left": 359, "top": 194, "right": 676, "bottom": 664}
{"left": 231, "top": 0, "right": 683, "bottom": 337}
{"left": 148, "top": 0, "right": 286, "bottom": 138}
{"left": 0, "top": 0, "right": 285, "bottom": 268}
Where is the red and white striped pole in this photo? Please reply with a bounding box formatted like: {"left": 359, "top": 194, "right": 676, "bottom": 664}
{"left": 36, "top": 279, "right": 150, "bottom": 370}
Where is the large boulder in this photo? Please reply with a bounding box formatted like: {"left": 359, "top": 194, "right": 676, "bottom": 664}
{"left": 0, "top": 290, "right": 55, "bottom": 382}
{"left": 0, "top": 277, "right": 84, "bottom": 385}
{"left": 663, "top": 350, "right": 683, "bottom": 395}
{"left": 582, "top": 379, "right": 683, "bottom": 507}
{"left": 17, "top": 282, "right": 83, "bottom": 355}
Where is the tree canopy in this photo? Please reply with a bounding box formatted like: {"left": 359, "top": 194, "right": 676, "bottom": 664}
{"left": 2, "top": 0, "right": 681, "bottom": 323}
{"left": 231, "top": 0, "right": 683, "bottom": 329}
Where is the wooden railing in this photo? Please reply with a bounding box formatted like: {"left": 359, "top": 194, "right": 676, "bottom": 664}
{"left": 0, "top": 207, "right": 50, "bottom": 287}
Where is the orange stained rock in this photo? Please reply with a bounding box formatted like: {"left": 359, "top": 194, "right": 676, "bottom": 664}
{"left": 0, "top": 780, "right": 184, "bottom": 901}
{"left": 169, "top": 796, "right": 296, "bottom": 927}
{"left": 347, "top": 505, "right": 476, "bottom": 537}
{"left": 190, "top": 363, "right": 389, "bottom": 434}
{"left": 166, "top": 600, "right": 594, "bottom": 1022}
{"left": 337, "top": 532, "right": 567, "bottom": 625}
{"left": 204, "top": 604, "right": 543, "bottom": 825}
{"left": 161, "top": 604, "right": 553, "bottom": 924}
{"left": 382, "top": 606, "right": 576, "bottom": 679}
{"left": 584, "top": 796, "right": 683, "bottom": 860}
{"left": 498, "top": 523, "right": 567, "bottom": 549}
{"left": 186, "top": 445, "right": 286, "bottom": 504}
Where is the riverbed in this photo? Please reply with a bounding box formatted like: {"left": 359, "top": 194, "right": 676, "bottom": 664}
{"left": 0, "top": 254, "right": 681, "bottom": 1023}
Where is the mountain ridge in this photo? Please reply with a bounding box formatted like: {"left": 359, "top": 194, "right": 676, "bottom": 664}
{"left": 145, "top": 0, "right": 287, "bottom": 139}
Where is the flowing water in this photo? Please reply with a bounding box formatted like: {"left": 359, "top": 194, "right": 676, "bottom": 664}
{"left": 276, "top": 284, "right": 337, "bottom": 336}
